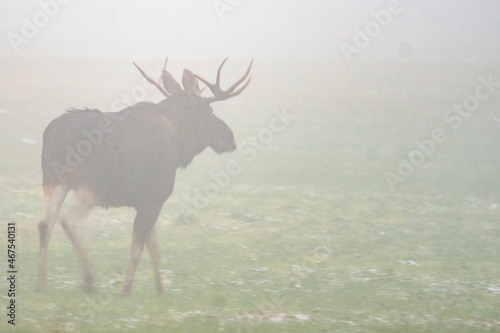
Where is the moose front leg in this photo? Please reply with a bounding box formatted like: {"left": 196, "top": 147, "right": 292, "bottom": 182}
{"left": 122, "top": 205, "right": 162, "bottom": 296}
{"left": 146, "top": 226, "right": 163, "bottom": 293}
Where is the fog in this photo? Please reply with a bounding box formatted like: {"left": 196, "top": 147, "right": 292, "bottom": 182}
{"left": 1, "top": 1, "right": 500, "bottom": 332}
{"left": 1, "top": 0, "right": 499, "bottom": 62}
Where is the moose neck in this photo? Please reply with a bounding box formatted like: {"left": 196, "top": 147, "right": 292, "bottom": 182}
{"left": 157, "top": 97, "right": 208, "bottom": 170}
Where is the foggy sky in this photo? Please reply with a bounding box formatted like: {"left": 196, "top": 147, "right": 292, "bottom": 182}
{"left": 0, "top": 0, "right": 499, "bottom": 62}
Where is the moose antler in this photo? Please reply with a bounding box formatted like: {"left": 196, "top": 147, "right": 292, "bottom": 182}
{"left": 134, "top": 57, "right": 252, "bottom": 101}
{"left": 157, "top": 57, "right": 168, "bottom": 86}
{"left": 133, "top": 62, "right": 170, "bottom": 98}
{"left": 193, "top": 58, "right": 253, "bottom": 103}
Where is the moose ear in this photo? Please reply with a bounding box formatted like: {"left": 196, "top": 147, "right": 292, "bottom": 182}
{"left": 161, "top": 70, "right": 183, "bottom": 95}
{"left": 182, "top": 69, "right": 201, "bottom": 95}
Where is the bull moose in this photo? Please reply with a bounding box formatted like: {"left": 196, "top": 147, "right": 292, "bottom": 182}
{"left": 37, "top": 57, "right": 252, "bottom": 295}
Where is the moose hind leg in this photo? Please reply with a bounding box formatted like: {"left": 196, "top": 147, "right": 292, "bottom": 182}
{"left": 123, "top": 205, "right": 162, "bottom": 296}
{"left": 60, "top": 188, "right": 96, "bottom": 293}
{"left": 37, "top": 185, "right": 69, "bottom": 292}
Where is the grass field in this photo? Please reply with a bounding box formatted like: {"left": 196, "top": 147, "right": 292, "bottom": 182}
{"left": 1, "top": 58, "right": 500, "bottom": 332}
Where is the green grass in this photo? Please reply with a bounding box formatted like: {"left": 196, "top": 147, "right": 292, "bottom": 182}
{"left": 1, "top": 59, "right": 500, "bottom": 332}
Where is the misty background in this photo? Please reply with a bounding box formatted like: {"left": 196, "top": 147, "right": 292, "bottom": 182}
{"left": 0, "top": 0, "right": 499, "bottom": 62}
{"left": 1, "top": 1, "right": 500, "bottom": 332}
